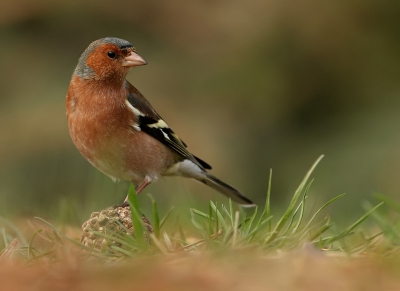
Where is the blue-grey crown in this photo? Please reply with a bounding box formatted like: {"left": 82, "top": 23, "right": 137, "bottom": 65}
{"left": 100, "top": 37, "right": 133, "bottom": 49}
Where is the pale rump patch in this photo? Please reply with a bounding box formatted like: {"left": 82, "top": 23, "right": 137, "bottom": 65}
{"left": 163, "top": 159, "right": 205, "bottom": 179}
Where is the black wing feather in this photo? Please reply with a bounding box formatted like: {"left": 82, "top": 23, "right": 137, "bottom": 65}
{"left": 125, "top": 81, "right": 212, "bottom": 170}
{"left": 138, "top": 115, "right": 212, "bottom": 170}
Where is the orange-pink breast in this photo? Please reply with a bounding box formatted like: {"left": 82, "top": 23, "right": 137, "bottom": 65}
{"left": 66, "top": 76, "right": 177, "bottom": 184}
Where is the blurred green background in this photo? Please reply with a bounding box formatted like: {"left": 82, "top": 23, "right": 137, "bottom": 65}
{"left": 1, "top": 0, "right": 400, "bottom": 225}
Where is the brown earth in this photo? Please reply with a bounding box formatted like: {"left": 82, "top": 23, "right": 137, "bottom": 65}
{"left": 1, "top": 248, "right": 398, "bottom": 291}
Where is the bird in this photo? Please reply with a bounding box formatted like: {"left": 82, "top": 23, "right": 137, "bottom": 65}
{"left": 66, "top": 37, "right": 255, "bottom": 206}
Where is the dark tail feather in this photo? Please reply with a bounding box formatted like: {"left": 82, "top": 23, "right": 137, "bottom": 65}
{"left": 201, "top": 173, "right": 255, "bottom": 206}
{"left": 193, "top": 155, "right": 212, "bottom": 170}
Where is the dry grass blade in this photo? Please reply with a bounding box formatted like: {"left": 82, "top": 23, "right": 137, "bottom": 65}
{"left": 232, "top": 211, "right": 240, "bottom": 248}
{"left": 179, "top": 229, "right": 224, "bottom": 250}
{"left": 0, "top": 238, "right": 18, "bottom": 261}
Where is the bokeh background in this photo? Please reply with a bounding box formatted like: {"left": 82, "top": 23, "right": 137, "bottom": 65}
{"left": 1, "top": 0, "right": 400, "bottom": 225}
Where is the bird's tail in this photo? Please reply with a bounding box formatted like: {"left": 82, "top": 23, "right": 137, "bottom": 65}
{"left": 200, "top": 173, "right": 256, "bottom": 207}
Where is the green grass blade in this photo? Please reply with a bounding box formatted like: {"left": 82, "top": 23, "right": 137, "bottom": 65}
{"left": 256, "top": 169, "right": 273, "bottom": 232}
{"left": 299, "top": 193, "right": 346, "bottom": 240}
{"left": 147, "top": 194, "right": 160, "bottom": 239}
{"left": 222, "top": 204, "right": 234, "bottom": 227}
{"left": 322, "top": 202, "right": 384, "bottom": 247}
{"left": 128, "top": 184, "right": 146, "bottom": 250}
{"left": 27, "top": 229, "right": 43, "bottom": 260}
{"left": 91, "top": 230, "right": 137, "bottom": 250}
{"left": 366, "top": 202, "right": 400, "bottom": 242}
{"left": 190, "top": 209, "right": 206, "bottom": 231}
{"left": 292, "top": 179, "right": 314, "bottom": 233}
{"left": 210, "top": 201, "right": 228, "bottom": 231}
{"left": 160, "top": 206, "right": 174, "bottom": 229}
{"left": 229, "top": 199, "right": 234, "bottom": 226}
{"left": 310, "top": 217, "right": 332, "bottom": 241}
{"left": 191, "top": 208, "right": 210, "bottom": 219}
{"left": 265, "top": 155, "right": 324, "bottom": 244}
{"left": 113, "top": 220, "right": 137, "bottom": 244}
{"left": 232, "top": 211, "right": 240, "bottom": 247}
{"left": 2, "top": 228, "right": 8, "bottom": 248}
{"left": 209, "top": 203, "right": 213, "bottom": 234}
{"left": 374, "top": 194, "right": 400, "bottom": 213}
{"left": 266, "top": 169, "right": 272, "bottom": 232}
{"left": 282, "top": 200, "right": 304, "bottom": 236}
{"left": 0, "top": 217, "right": 28, "bottom": 246}
{"left": 242, "top": 207, "right": 258, "bottom": 236}
{"left": 248, "top": 216, "right": 274, "bottom": 239}
{"left": 110, "top": 245, "right": 135, "bottom": 257}
{"left": 215, "top": 203, "right": 219, "bottom": 232}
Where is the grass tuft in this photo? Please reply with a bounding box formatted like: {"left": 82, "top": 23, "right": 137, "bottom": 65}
{"left": 0, "top": 156, "right": 392, "bottom": 262}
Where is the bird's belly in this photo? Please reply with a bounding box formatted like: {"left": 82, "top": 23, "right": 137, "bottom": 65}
{"left": 96, "top": 134, "right": 178, "bottom": 185}
{"left": 94, "top": 156, "right": 142, "bottom": 182}
{"left": 90, "top": 131, "right": 150, "bottom": 183}
{"left": 71, "top": 120, "right": 176, "bottom": 185}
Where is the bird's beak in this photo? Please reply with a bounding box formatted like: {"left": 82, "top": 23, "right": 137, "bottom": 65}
{"left": 122, "top": 51, "right": 147, "bottom": 67}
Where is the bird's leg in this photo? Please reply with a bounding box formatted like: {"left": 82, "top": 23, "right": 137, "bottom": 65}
{"left": 120, "top": 178, "right": 152, "bottom": 207}
{"left": 135, "top": 178, "right": 151, "bottom": 195}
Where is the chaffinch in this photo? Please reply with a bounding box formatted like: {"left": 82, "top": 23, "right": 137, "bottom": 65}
{"left": 66, "top": 37, "right": 255, "bottom": 206}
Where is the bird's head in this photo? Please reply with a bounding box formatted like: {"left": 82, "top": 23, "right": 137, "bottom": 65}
{"left": 74, "top": 37, "right": 147, "bottom": 81}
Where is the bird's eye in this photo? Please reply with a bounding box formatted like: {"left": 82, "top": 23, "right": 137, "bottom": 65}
{"left": 107, "top": 51, "right": 116, "bottom": 59}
